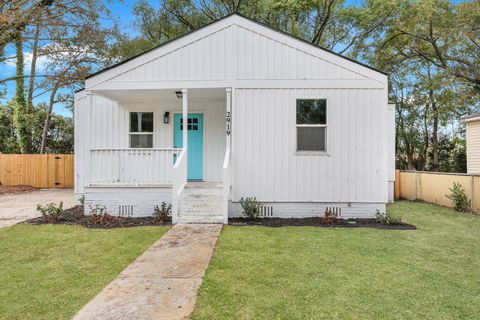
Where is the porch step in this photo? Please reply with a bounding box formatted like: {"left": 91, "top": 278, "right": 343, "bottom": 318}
{"left": 177, "top": 185, "right": 224, "bottom": 224}
{"left": 177, "top": 214, "right": 224, "bottom": 224}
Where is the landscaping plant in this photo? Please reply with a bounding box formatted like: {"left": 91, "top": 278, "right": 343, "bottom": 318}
{"left": 375, "top": 210, "right": 402, "bottom": 225}
{"left": 322, "top": 207, "right": 340, "bottom": 225}
{"left": 239, "top": 197, "right": 263, "bottom": 219}
{"left": 36, "top": 202, "right": 64, "bottom": 222}
{"left": 153, "top": 202, "right": 172, "bottom": 223}
{"left": 88, "top": 204, "right": 118, "bottom": 225}
{"left": 446, "top": 182, "right": 470, "bottom": 212}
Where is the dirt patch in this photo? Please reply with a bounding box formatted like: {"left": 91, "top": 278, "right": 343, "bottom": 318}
{"left": 0, "top": 185, "right": 38, "bottom": 196}
{"left": 229, "top": 217, "right": 416, "bottom": 230}
{"left": 26, "top": 205, "right": 171, "bottom": 228}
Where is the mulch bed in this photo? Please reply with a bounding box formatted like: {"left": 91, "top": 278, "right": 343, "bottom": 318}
{"left": 26, "top": 205, "right": 171, "bottom": 228}
{"left": 229, "top": 217, "right": 416, "bottom": 230}
{"left": 0, "top": 185, "right": 38, "bottom": 195}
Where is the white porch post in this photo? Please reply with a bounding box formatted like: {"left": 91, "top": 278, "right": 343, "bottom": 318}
{"left": 86, "top": 90, "right": 93, "bottom": 186}
{"left": 226, "top": 88, "right": 232, "bottom": 149}
{"left": 182, "top": 89, "right": 188, "bottom": 152}
{"left": 223, "top": 88, "right": 232, "bottom": 224}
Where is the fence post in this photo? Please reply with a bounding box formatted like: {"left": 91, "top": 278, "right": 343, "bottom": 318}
{"left": 394, "top": 170, "right": 401, "bottom": 200}
{"left": 415, "top": 172, "right": 419, "bottom": 201}
{"left": 471, "top": 175, "right": 474, "bottom": 211}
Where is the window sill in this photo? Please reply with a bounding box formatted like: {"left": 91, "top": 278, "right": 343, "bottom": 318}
{"left": 295, "top": 151, "right": 330, "bottom": 156}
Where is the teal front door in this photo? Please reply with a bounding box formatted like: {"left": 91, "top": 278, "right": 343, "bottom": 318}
{"left": 174, "top": 113, "right": 204, "bottom": 180}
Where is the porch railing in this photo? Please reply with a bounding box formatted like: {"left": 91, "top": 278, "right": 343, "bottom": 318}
{"left": 171, "top": 148, "right": 187, "bottom": 223}
{"left": 222, "top": 148, "right": 231, "bottom": 224}
{"left": 88, "top": 148, "right": 182, "bottom": 185}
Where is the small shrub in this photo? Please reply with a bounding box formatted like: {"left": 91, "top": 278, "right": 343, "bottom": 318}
{"left": 79, "top": 195, "right": 85, "bottom": 206}
{"left": 322, "top": 208, "right": 340, "bottom": 225}
{"left": 446, "top": 182, "right": 470, "bottom": 212}
{"left": 153, "top": 202, "right": 172, "bottom": 223}
{"left": 88, "top": 204, "right": 117, "bottom": 225}
{"left": 239, "top": 197, "right": 263, "bottom": 219}
{"left": 36, "top": 202, "right": 64, "bottom": 222}
{"left": 375, "top": 210, "right": 402, "bottom": 225}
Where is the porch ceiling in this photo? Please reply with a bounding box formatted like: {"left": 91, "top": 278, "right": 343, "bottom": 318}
{"left": 96, "top": 88, "right": 226, "bottom": 103}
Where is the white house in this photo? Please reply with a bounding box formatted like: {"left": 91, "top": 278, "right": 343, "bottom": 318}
{"left": 74, "top": 13, "right": 395, "bottom": 224}
{"left": 465, "top": 113, "right": 480, "bottom": 174}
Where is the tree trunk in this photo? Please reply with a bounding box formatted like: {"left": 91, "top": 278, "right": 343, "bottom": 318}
{"left": 431, "top": 100, "right": 439, "bottom": 170}
{"left": 14, "top": 31, "right": 31, "bottom": 154}
{"left": 426, "top": 64, "right": 439, "bottom": 171}
{"left": 421, "top": 105, "right": 429, "bottom": 171}
{"left": 407, "top": 152, "right": 414, "bottom": 170}
{"left": 40, "top": 84, "right": 59, "bottom": 154}
{"left": 27, "top": 23, "right": 41, "bottom": 110}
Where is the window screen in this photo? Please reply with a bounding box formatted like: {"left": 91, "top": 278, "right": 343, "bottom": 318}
{"left": 296, "top": 99, "right": 327, "bottom": 152}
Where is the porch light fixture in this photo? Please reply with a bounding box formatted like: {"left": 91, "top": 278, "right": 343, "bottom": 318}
{"left": 163, "top": 112, "right": 170, "bottom": 124}
{"left": 175, "top": 90, "right": 183, "bottom": 99}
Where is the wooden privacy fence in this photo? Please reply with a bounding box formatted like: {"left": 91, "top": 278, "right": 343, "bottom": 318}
{"left": 0, "top": 154, "right": 74, "bottom": 188}
{"left": 395, "top": 170, "right": 480, "bottom": 213}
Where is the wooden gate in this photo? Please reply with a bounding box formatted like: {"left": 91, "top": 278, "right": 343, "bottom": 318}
{"left": 0, "top": 154, "right": 74, "bottom": 188}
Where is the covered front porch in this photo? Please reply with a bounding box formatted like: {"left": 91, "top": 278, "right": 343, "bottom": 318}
{"left": 81, "top": 87, "right": 232, "bottom": 223}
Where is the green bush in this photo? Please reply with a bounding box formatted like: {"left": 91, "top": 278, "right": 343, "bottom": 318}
{"left": 153, "top": 202, "right": 171, "bottom": 222}
{"left": 375, "top": 210, "right": 402, "bottom": 225}
{"left": 36, "top": 202, "right": 64, "bottom": 222}
{"left": 446, "top": 182, "right": 470, "bottom": 212}
{"left": 239, "top": 197, "right": 263, "bottom": 219}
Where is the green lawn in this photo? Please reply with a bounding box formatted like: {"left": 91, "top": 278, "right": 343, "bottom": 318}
{"left": 0, "top": 224, "right": 168, "bottom": 320}
{"left": 192, "top": 201, "right": 480, "bottom": 320}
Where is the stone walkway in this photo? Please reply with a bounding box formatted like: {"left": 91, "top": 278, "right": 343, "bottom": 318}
{"left": 0, "top": 189, "right": 77, "bottom": 228}
{"left": 73, "top": 224, "right": 222, "bottom": 320}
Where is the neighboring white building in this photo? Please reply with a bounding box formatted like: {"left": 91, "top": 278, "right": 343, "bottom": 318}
{"left": 465, "top": 113, "right": 480, "bottom": 174}
{"left": 75, "top": 13, "right": 395, "bottom": 224}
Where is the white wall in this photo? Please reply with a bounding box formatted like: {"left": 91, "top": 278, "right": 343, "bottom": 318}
{"left": 232, "top": 88, "right": 389, "bottom": 204}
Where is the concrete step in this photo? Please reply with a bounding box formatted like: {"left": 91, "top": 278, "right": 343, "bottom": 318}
{"left": 177, "top": 215, "right": 224, "bottom": 224}
{"left": 178, "top": 202, "right": 223, "bottom": 212}
{"left": 181, "top": 194, "right": 223, "bottom": 203}
{"left": 182, "top": 188, "right": 222, "bottom": 196}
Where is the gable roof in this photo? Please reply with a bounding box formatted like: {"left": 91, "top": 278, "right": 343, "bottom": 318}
{"left": 464, "top": 112, "right": 480, "bottom": 122}
{"left": 87, "top": 12, "right": 387, "bottom": 82}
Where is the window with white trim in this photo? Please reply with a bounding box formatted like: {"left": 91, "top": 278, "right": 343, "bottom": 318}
{"left": 296, "top": 99, "right": 327, "bottom": 151}
{"left": 129, "top": 112, "right": 153, "bottom": 148}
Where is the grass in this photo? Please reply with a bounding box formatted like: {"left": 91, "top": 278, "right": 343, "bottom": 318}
{"left": 192, "top": 201, "right": 480, "bottom": 320}
{"left": 0, "top": 224, "right": 168, "bottom": 320}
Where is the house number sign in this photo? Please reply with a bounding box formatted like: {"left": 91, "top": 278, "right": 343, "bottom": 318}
{"left": 226, "top": 111, "right": 231, "bottom": 136}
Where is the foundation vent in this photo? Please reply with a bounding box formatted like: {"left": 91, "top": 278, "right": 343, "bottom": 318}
{"left": 259, "top": 206, "right": 274, "bottom": 217}
{"left": 325, "top": 207, "right": 342, "bottom": 218}
{"left": 118, "top": 205, "right": 134, "bottom": 216}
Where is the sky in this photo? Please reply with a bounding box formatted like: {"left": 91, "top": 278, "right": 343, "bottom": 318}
{"left": 0, "top": 0, "right": 465, "bottom": 117}
{"left": 0, "top": 1, "right": 149, "bottom": 117}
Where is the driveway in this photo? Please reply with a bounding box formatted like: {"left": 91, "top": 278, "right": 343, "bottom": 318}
{"left": 0, "top": 189, "right": 77, "bottom": 228}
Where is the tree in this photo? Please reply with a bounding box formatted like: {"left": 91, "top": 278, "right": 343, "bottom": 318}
{"left": 377, "top": 0, "right": 480, "bottom": 91}
{"left": 0, "top": 0, "right": 54, "bottom": 59}
{"left": 110, "top": 0, "right": 398, "bottom": 61}
{"left": 12, "top": 30, "right": 32, "bottom": 153}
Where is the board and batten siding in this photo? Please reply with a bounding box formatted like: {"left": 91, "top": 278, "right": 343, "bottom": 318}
{"left": 467, "top": 120, "right": 480, "bottom": 174}
{"left": 74, "top": 91, "right": 225, "bottom": 195}
{"left": 86, "top": 15, "right": 385, "bottom": 90}
{"left": 233, "top": 88, "right": 388, "bottom": 203}
{"left": 108, "top": 25, "right": 366, "bottom": 83}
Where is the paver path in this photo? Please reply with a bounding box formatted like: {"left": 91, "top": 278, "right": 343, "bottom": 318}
{"left": 0, "top": 189, "right": 76, "bottom": 228}
{"left": 73, "top": 224, "right": 222, "bottom": 320}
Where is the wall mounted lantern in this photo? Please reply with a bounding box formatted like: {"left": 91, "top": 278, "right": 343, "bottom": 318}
{"left": 163, "top": 112, "right": 170, "bottom": 124}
